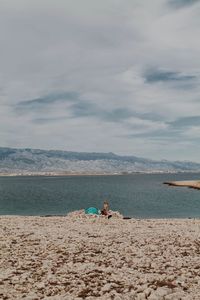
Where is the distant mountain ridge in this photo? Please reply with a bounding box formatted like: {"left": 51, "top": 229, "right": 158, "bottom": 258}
{"left": 0, "top": 147, "right": 200, "bottom": 175}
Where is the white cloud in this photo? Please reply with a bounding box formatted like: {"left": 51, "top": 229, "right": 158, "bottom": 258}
{"left": 0, "top": 0, "right": 200, "bottom": 161}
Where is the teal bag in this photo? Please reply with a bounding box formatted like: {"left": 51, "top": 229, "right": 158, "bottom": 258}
{"left": 85, "top": 207, "right": 99, "bottom": 215}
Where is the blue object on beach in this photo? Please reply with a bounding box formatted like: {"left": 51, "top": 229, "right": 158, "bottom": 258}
{"left": 85, "top": 207, "right": 99, "bottom": 215}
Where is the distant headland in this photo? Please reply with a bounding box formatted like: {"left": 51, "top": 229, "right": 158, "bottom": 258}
{"left": 164, "top": 180, "right": 200, "bottom": 190}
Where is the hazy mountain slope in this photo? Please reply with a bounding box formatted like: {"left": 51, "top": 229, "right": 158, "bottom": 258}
{"left": 0, "top": 147, "right": 200, "bottom": 174}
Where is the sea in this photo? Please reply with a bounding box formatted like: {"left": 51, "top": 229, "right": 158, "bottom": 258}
{"left": 0, "top": 173, "right": 200, "bottom": 218}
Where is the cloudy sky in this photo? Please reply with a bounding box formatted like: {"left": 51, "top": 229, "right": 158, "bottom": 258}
{"left": 1, "top": 0, "right": 200, "bottom": 161}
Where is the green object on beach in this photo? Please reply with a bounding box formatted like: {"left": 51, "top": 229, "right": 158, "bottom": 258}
{"left": 85, "top": 207, "right": 99, "bottom": 215}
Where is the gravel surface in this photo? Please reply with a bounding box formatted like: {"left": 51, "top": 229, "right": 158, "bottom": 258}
{"left": 1, "top": 211, "right": 200, "bottom": 299}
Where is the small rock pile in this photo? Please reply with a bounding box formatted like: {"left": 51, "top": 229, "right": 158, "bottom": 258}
{"left": 67, "top": 209, "right": 123, "bottom": 220}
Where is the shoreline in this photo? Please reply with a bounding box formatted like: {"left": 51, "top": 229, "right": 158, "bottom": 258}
{"left": 164, "top": 180, "right": 200, "bottom": 190}
{"left": 1, "top": 212, "right": 200, "bottom": 299}
{"left": 0, "top": 214, "right": 199, "bottom": 220}
{"left": 0, "top": 172, "right": 124, "bottom": 177}
{"left": 1, "top": 171, "right": 200, "bottom": 177}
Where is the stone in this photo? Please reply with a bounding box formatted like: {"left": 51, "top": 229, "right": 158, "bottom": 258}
{"left": 148, "top": 293, "right": 161, "bottom": 300}
{"left": 144, "top": 288, "right": 153, "bottom": 297}
{"left": 136, "top": 292, "right": 146, "bottom": 300}
{"left": 155, "top": 287, "right": 171, "bottom": 297}
{"left": 24, "top": 292, "right": 39, "bottom": 300}
{"left": 101, "top": 283, "right": 113, "bottom": 293}
{"left": 36, "top": 282, "right": 45, "bottom": 290}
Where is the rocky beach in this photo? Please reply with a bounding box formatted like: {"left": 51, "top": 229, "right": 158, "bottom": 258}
{"left": 1, "top": 211, "right": 200, "bottom": 300}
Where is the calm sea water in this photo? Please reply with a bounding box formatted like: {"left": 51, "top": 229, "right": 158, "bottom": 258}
{"left": 0, "top": 173, "right": 200, "bottom": 218}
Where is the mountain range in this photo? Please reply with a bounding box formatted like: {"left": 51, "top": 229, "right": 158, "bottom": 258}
{"left": 0, "top": 147, "right": 200, "bottom": 175}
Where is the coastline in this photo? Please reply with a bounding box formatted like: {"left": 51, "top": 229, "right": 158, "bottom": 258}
{"left": 164, "top": 180, "right": 200, "bottom": 190}
{"left": 1, "top": 211, "right": 200, "bottom": 299}
{"left": 0, "top": 172, "right": 121, "bottom": 177}
{"left": 1, "top": 171, "right": 200, "bottom": 177}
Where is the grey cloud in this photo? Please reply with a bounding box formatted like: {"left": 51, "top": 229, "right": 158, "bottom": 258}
{"left": 14, "top": 88, "right": 179, "bottom": 132}
{"left": 168, "top": 0, "right": 200, "bottom": 9}
{"left": 16, "top": 92, "right": 78, "bottom": 108}
{"left": 23, "top": 92, "right": 164, "bottom": 125}
{"left": 70, "top": 102, "right": 97, "bottom": 118}
{"left": 124, "top": 127, "right": 188, "bottom": 143}
{"left": 125, "top": 130, "right": 176, "bottom": 139}
{"left": 127, "top": 116, "right": 200, "bottom": 140}
{"left": 18, "top": 91, "right": 135, "bottom": 123}
{"left": 32, "top": 116, "right": 67, "bottom": 124}
{"left": 33, "top": 95, "right": 160, "bottom": 124}
{"left": 14, "top": 92, "right": 79, "bottom": 115}
{"left": 144, "top": 68, "right": 196, "bottom": 84}
{"left": 102, "top": 108, "right": 134, "bottom": 122}
{"left": 136, "top": 112, "right": 164, "bottom": 122}
{"left": 60, "top": 95, "right": 163, "bottom": 123}
{"left": 169, "top": 116, "right": 200, "bottom": 128}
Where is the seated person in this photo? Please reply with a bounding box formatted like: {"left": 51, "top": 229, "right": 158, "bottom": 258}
{"left": 101, "top": 201, "right": 112, "bottom": 218}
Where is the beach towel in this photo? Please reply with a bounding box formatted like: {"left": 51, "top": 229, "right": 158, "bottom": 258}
{"left": 85, "top": 207, "right": 99, "bottom": 215}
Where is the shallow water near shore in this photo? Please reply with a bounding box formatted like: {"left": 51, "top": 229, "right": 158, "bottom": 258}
{"left": 0, "top": 173, "right": 200, "bottom": 218}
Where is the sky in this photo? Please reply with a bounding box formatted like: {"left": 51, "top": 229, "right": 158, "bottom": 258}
{"left": 1, "top": 0, "right": 200, "bottom": 161}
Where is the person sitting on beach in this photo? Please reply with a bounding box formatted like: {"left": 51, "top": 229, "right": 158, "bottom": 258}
{"left": 101, "top": 200, "right": 112, "bottom": 218}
